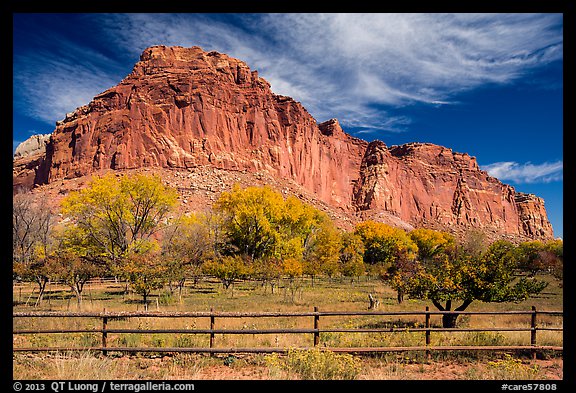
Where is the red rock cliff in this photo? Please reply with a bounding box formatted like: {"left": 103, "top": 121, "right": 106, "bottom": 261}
{"left": 13, "top": 45, "right": 554, "bottom": 240}
{"left": 33, "top": 46, "right": 366, "bottom": 211}
{"left": 352, "top": 141, "right": 553, "bottom": 238}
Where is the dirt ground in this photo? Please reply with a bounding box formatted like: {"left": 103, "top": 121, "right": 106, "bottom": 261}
{"left": 12, "top": 352, "right": 563, "bottom": 380}
{"left": 193, "top": 358, "right": 563, "bottom": 380}
{"left": 370, "top": 358, "right": 563, "bottom": 380}
{"left": 143, "top": 358, "right": 563, "bottom": 380}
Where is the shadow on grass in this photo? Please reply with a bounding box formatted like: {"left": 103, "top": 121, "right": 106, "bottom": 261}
{"left": 189, "top": 287, "right": 218, "bottom": 294}
{"left": 359, "top": 319, "right": 440, "bottom": 329}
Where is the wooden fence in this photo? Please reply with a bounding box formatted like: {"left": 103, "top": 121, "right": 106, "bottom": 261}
{"left": 13, "top": 307, "right": 563, "bottom": 358}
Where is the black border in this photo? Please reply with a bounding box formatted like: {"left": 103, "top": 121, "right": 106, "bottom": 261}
{"left": 6, "top": 1, "right": 574, "bottom": 391}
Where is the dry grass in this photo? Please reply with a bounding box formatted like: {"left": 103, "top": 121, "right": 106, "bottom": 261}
{"left": 12, "top": 275, "right": 563, "bottom": 380}
{"left": 12, "top": 352, "right": 563, "bottom": 380}
{"left": 13, "top": 352, "right": 211, "bottom": 380}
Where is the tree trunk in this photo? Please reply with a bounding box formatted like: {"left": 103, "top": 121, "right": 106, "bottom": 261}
{"left": 271, "top": 280, "right": 276, "bottom": 294}
{"left": 431, "top": 299, "right": 474, "bottom": 328}
{"left": 178, "top": 278, "right": 186, "bottom": 303}
{"left": 72, "top": 286, "right": 82, "bottom": 308}
{"left": 35, "top": 277, "right": 48, "bottom": 307}
{"left": 397, "top": 289, "right": 404, "bottom": 304}
{"left": 368, "top": 294, "right": 379, "bottom": 310}
{"left": 442, "top": 313, "right": 459, "bottom": 328}
{"left": 74, "top": 280, "right": 85, "bottom": 308}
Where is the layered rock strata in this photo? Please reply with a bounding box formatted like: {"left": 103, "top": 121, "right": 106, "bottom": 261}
{"left": 13, "top": 45, "right": 554, "bottom": 240}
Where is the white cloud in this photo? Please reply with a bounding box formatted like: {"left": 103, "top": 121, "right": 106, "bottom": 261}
{"left": 13, "top": 38, "right": 125, "bottom": 125}
{"left": 481, "top": 161, "right": 563, "bottom": 184}
{"left": 98, "top": 13, "right": 562, "bottom": 131}
{"left": 14, "top": 13, "right": 563, "bottom": 134}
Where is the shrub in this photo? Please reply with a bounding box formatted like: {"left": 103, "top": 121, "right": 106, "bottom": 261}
{"left": 487, "top": 354, "right": 540, "bottom": 379}
{"left": 265, "top": 348, "right": 362, "bottom": 380}
{"left": 465, "top": 331, "right": 506, "bottom": 346}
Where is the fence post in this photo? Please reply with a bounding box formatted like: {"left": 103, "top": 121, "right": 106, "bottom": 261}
{"left": 210, "top": 307, "right": 215, "bottom": 352}
{"left": 102, "top": 308, "right": 108, "bottom": 356}
{"left": 425, "top": 306, "right": 431, "bottom": 360}
{"left": 531, "top": 306, "right": 537, "bottom": 360}
{"left": 313, "top": 306, "right": 320, "bottom": 347}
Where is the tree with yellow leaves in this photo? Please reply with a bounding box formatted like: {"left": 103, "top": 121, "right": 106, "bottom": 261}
{"left": 354, "top": 221, "right": 418, "bottom": 303}
{"left": 339, "top": 232, "right": 365, "bottom": 283}
{"left": 214, "top": 184, "right": 326, "bottom": 261}
{"left": 60, "top": 172, "right": 179, "bottom": 273}
{"left": 162, "top": 212, "right": 215, "bottom": 298}
{"left": 409, "top": 228, "right": 455, "bottom": 261}
{"left": 303, "top": 219, "right": 343, "bottom": 284}
{"left": 214, "top": 184, "right": 284, "bottom": 260}
{"left": 283, "top": 258, "right": 304, "bottom": 303}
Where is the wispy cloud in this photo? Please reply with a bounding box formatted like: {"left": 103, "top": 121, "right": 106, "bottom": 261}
{"left": 13, "top": 33, "right": 126, "bottom": 125}
{"left": 14, "top": 13, "right": 563, "bottom": 134}
{"left": 481, "top": 161, "right": 563, "bottom": 184}
{"left": 98, "top": 13, "right": 563, "bottom": 132}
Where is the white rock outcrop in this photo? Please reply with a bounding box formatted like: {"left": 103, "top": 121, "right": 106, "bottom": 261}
{"left": 14, "top": 134, "right": 51, "bottom": 159}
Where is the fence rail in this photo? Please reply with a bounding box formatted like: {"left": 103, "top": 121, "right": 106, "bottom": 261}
{"left": 13, "top": 307, "right": 563, "bottom": 358}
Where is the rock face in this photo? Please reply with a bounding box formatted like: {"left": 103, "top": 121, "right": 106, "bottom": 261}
{"left": 514, "top": 193, "right": 554, "bottom": 239}
{"left": 13, "top": 134, "right": 51, "bottom": 192}
{"left": 13, "top": 45, "right": 554, "bottom": 240}
{"left": 29, "top": 46, "right": 366, "bottom": 211}
{"left": 14, "top": 134, "right": 51, "bottom": 159}
{"left": 353, "top": 141, "right": 554, "bottom": 238}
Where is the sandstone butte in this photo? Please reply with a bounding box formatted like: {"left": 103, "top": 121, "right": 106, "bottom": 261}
{"left": 13, "top": 45, "right": 554, "bottom": 241}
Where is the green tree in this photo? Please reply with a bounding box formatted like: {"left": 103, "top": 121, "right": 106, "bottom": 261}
{"left": 60, "top": 172, "right": 178, "bottom": 273}
{"left": 122, "top": 248, "right": 168, "bottom": 308}
{"left": 202, "top": 255, "right": 251, "bottom": 297}
{"left": 515, "top": 239, "right": 563, "bottom": 279}
{"left": 404, "top": 239, "right": 548, "bottom": 327}
{"left": 514, "top": 241, "right": 546, "bottom": 276}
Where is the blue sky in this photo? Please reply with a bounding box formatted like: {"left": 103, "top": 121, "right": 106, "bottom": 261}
{"left": 12, "top": 13, "right": 564, "bottom": 238}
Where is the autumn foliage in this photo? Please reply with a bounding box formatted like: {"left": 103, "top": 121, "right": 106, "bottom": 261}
{"left": 13, "top": 173, "right": 561, "bottom": 314}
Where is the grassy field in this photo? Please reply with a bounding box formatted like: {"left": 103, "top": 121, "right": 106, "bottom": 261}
{"left": 12, "top": 275, "right": 563, "bottom": 380}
